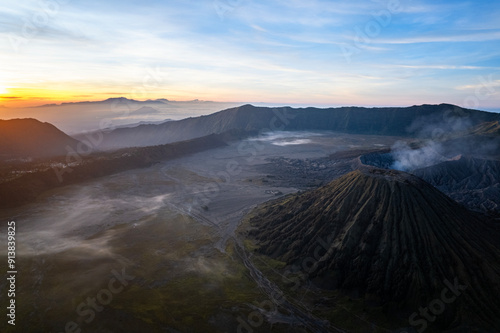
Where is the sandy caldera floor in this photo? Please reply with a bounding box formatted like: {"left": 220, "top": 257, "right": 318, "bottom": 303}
{"left": 0, "top": 131, "right": 406, "bottom": 332}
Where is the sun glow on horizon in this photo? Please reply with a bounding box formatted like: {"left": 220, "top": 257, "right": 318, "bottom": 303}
{"left": 1, "top": 1, "right": 499, "bottom": 110}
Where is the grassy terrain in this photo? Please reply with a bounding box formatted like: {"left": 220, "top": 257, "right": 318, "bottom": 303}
{"left": 0, "top": 210, "right": 271, "bottom": 332}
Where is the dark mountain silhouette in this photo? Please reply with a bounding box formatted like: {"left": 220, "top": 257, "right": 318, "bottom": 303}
{"left": 414, "top": 156, "right": 500, "bottom": 215}
{"left": 34, "top": 97, "right": 169, "bottom": 108}
{"left": 94, "top": 104, "right": 500, "bottom": 150}
{"left": 101, "top": 120, "right": 172, "bottom": 131}
{"left": 33, "top": 97, "right": 233, "bottom": 108}
{"left": 0, "top": 130, "right": 249, "bottom": 208}
{"left": 0, "top": 118, "right": 81, "bottom": 160}
{"left": 245, "top": 168, "right": 500, "bottom": 330}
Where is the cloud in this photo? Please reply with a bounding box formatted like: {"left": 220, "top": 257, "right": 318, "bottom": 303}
{"left": 395, "top": 65, "right": 499, "bottom": 70}
{"left": 0, "top": 96, "right": 22, "bottom": 99}
{"left": 374, "top": 30, "right": 500, "bottom": 44}
{"left": 455, "top": 80, "right": 500, "bottom": 91}
{"left": 2, "top": 0, "right": 500, "bottom": 108}
{"left": 130, "top": 106, "right": 161, "bottom": 115}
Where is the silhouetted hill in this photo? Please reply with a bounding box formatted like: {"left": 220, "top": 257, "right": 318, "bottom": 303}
{"left": 245, "top": 168, "right": 500, "bottom": 330}
{"left": 414, "top": 156, "right": 500, "bottom": 215}
{"left": 0, "top": 118, "right": 81, "bottom": 160}
{"left": 0, "top": 130, "right": 250, "bottom": 208}
{"left": 35, "top": 97, "right": 169, "bottom": 108}
{"left": 95, "top": 104, "right": 500, "bottom": 150}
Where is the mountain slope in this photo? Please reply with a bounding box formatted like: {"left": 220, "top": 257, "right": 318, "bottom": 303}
{"left": 413, "top": 156, "right": 500, "bottom": 214}
{"left": 245, "top": 168, "right": 500, "bottom": 330}
{"left": 95, "top": 104, "right": 500, "bottom": 149}
{"left": 0, "top": 118, "right": 81, "bottom": 160}
{"left": 470, "top": 120, "right": 500, "bottom": 136}
{"left": 0, "top": 130, "right": 246, "bottom": 208}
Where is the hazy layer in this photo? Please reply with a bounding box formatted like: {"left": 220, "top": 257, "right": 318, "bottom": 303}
{"left": 0, "top": 131, "right": 402, "bottom": 256}
{"left": 0, "top": 131, "right": 406, "bottom": 332}
{"left": 0, "top": 100, "right": 242, "bottom": 134}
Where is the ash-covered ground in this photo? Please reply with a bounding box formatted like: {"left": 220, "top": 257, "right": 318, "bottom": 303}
{"left": 0, "top": 131, "right": 408, "bottom": 332}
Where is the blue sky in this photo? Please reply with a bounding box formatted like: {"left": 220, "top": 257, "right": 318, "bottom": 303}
{"left": 1, "top": 0, "right": 500, "bottom": 110}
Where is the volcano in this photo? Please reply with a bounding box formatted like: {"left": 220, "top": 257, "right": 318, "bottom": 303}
{"left": 245, "top": 168, "right": 500, "bottom": 330}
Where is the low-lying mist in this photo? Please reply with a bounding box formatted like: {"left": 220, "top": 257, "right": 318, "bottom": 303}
{"left": 0, "top": 175, "right": 173, "bottom": 257}
{"left": 247, "top": 131, "right": 324, "bottom": 146}
{"left": 0, "top": 100, "right": 242, "bottom": 134}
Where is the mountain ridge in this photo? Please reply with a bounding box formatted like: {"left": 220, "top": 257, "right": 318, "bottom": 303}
{"left": 32, "top": 97, "right": 229, "bottom": 108}
{"left": 0, "top": 118, "right": 81, "bottom": 160}
{"left": 0, "top": 130, "right": 251, "bottom": 208}
{"left": 91, "top": 103, "right": 500, "bottom": 150}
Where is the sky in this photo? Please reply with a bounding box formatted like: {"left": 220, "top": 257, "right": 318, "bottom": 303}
{"left": 1, "top": 0, "right": 500, "bottom": 110}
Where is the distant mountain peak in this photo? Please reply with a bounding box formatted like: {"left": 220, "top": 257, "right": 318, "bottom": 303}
{"left": 33, "top": 97, "right": 177, "bottom": 108}
{"left": 103, "top": 97, "right": 135, "bottom": 102}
